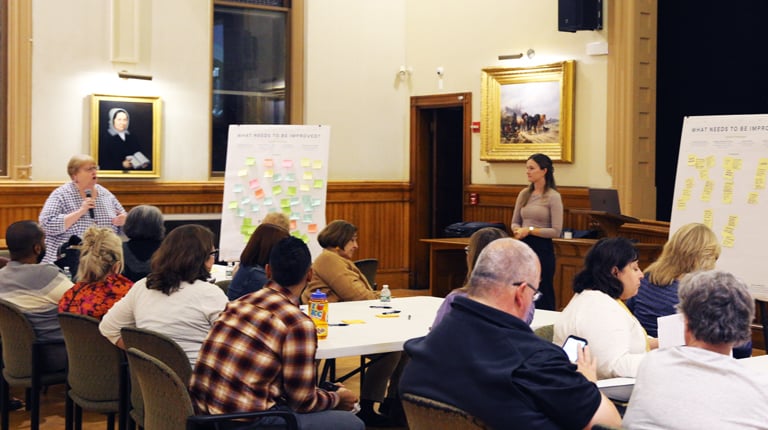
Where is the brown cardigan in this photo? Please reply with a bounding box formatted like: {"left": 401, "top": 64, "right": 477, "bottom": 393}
{"left": 300, "top": 249, "right": 375, "bottom": 304}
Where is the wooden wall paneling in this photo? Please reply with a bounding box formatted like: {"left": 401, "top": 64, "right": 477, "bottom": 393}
{"left": 324, "top": 182, "right": 411, "bottom": 289}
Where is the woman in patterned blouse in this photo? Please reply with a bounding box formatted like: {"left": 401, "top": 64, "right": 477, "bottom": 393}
{"left": 58, "top": 226, "right": 133, "bottom": 319}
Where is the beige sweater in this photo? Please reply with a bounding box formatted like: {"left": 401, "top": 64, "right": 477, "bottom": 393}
{"left": 300, "top": 249, "right": 375, "bottom": 304}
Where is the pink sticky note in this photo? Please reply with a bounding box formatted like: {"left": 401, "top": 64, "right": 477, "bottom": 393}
{"left": 282, "top": 159, "right": 294, "bottom": 168}
{"left": 249, "top": 179, "right": 260, "bottom": 189}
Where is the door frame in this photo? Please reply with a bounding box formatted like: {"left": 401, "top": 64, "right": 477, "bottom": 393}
{"left": 408, "top": 92, "right": 472, "bottom": 289}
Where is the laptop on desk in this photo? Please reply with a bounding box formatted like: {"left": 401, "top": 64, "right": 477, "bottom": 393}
{"left": 589, "top": 188, "right": 622, "bottom": 215}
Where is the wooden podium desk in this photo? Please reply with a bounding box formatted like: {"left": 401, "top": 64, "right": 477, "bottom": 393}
{"left": 422, "top": 237, "right": 664, "bottom": 310}
{"left": 420, "top": 238, "right": 470, "bottom": 297}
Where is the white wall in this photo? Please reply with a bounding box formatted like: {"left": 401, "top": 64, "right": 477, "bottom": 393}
{"left": 31, "top": 0, "right": 211, "bottom": 181}
{"left": 30, "top": 0, "right": 612, "bottom": 188}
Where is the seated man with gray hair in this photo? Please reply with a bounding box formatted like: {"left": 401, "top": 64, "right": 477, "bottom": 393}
{"left": 624, "top": 270, "right": 768, "bottom": 429}
{"left": 400, "top": 238, "right": 621, "bottom": 429}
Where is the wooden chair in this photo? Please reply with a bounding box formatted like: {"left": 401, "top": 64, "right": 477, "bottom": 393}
{"left": 120, "top": 326, "right": 192, "bottom": 429}
{"left": 401, "top": 392, "right": 489, "bottom": 430}
{"left": 0, "top": 298, "right": 67, "bottom": 430}
{"left": 125, "top": 347, "right": 298, "bottom": 430}
{"left": 354, "top": 258, "right": 379, "bottom": 290}
{"left": 58, "top": 313, "right": 127, "bottom": 430}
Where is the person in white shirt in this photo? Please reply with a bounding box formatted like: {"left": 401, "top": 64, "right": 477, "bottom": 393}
{"left": 99, "top": 224, "right": 227, "bottom": 366}
{"left": 554, "top": 237, "right": 658, "bottom": 379}
{"left": 624, "top": 270, "right": 768, "bottom": 430}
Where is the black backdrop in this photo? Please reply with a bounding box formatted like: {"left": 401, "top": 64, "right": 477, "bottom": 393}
{"left": 656, "top": 1, "right": 768, "bottom": 220}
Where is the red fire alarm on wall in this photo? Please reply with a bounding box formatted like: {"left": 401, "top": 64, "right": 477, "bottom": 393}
{"left": 471, "top": 121, "right": 481, "bottom": 133}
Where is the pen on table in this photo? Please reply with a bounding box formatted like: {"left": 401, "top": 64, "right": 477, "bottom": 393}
{"left": 369, "top": 305, "right": 392, "bottom": 309}
{"left": 329, "top": 323, "right": 349, "bottom": 326}
{"left": 382, "top": 310, "right": 401, "bottom": 315}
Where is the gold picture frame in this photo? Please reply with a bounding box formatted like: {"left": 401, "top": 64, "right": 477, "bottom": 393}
{"left": 90, "top": 94, "right": 161, "bottom": 177}
{"left": 480, "top": 61, "right": 574, "bottom": 162}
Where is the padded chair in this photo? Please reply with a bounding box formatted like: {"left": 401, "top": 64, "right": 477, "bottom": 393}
{"left": 120, "top": 326, "right": 192, "bottom": 429}
{"left": 354, "top": 258, "right": 379, "bottom": 290}
{"left": 401, "top": 392, "right": 489, "bottom": 430}
{"left": 533, "top": 324, "right": 554, "bottom": 342}
{"left": 215, "top": 279, "right": 232, "bottom": 295}
{"left": 58, "top": 313, "right": 128, "bottom": 430}
{"left": 0, "top": 298, "right": 67, "bottom": 430}
{"left": 125, "top": 347, "right": 298, "bottom": 430}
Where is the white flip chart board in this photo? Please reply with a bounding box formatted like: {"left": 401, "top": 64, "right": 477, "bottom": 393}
{"left": 670, "top": 114, "right": 768, "bottom": 299}
{"left": 219, "top": 124, "right": 330, "bottom": 262}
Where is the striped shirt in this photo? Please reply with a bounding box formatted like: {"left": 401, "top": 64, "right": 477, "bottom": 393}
{"left": 190, "top": 282, "right": 338, "bottom": 415}
{"left": 39, "top": 182, "right": 125, "bottom": 264}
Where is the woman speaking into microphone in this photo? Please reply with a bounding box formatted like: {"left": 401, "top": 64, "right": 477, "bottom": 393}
{"left": 510, "top": 153, "right": 563, "bottom": 311}
{"left": 39, "top": 154, "right": 127, "bottom": 264}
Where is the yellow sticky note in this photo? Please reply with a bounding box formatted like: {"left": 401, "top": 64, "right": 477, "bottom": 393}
{"left": 246, "top": 157, "right": 256, "bottom": 166}
{"left": 703, "top": 209, "right": 713, "bottom": 229}
{"left": 687, "top": 154, "right": 696, "bottom": 166}
{"left": 300, "top": 184, "right": 310, "bottom": 192}
{"left": 238, "top": 169, "right": 248, "bottom": 177}
{"left": 312, "top": 160, "right": 322, "bottom": 169}
{"left": 748, "top": 192, "right": 759, "bottom": 205}
{"left": 301, "top": 158, "right": 311, "bottom": 167}
{"left": 341, "top": 320, "right": 366, "bottom": 324}
{"left": 376, "top": 314, "right": 400, "bottom": 318}
{"left": 228, "top": 201, "right": 238, "bottom": 209}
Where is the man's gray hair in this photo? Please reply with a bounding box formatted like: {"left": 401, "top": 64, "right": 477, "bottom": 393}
{"left": 678, "top": 270, "right": 754, "bottom": 345}
{"left": 468, "top": 238, "right": 540, "bottom": 298}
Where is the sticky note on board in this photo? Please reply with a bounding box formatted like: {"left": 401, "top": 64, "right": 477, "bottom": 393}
{"left": 290, "top": 220, "right": 297, "bottom": 230}
{"left": 687, "top": 154, "right": 696, "bottom": 166}
{"left": 287, "top": 186, "right": 297, "bottom": 196}
{"left": 303, "top": 171, "right": 313, "bottom": 180}
{"left": 246, "top": 157, "right": 256, "bottom": 166}
{"left": 313, "top": 180, "right": 324, "bottom": 189}
{"left": 254, "top": 188, "right": 265, "bottom": 199}
{"left": 233, "top": 184, "right": 244, "bottom": 193}
{"left": 249, "top": 179, "right": 260, "bottom": 189}
{"left": 300, "top": 184, "right": 310, "bottom": 192}
{"left": 301, "top": 158, "right": 311, "bottom": 167}
{"left": 238, "top": 169, "right": 248, "bottom": 177}
{"left": 264, "top": 159, "right": 274, "bottom": 168}
{"left": 228, "top": 201, "right": 238, "bottom": 209}
{"left": 282, "top": 159, "right": 294, "bottom": 168}
{"left": 312, "top": 160, "right": 322, "bottom": 169}
{"left": 308, "top": 223, "right": 318, "bottom": 233}
{"left": 341, "top": 320, "right": 366, "bottom": 324}
{"left": 264, "top": 170, "right": 274, "bottom": 178}
{"left": 273, "top": 185, "right": 283, "bottom": 195}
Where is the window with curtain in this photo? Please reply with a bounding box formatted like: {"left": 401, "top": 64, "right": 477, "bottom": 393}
{"left": 211, "top": 1, "right": 290, "bottom": 174}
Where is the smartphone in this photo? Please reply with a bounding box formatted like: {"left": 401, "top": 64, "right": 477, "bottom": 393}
{"left": 562, "top": 335, "right": 588, "bottom": 362}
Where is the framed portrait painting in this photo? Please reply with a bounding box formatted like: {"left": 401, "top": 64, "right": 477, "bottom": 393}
{"left": 480, "top": 61, "right": 574, "bottom": 162}
{"left": 90, "top": 94, "right": 161, "bottom": 177}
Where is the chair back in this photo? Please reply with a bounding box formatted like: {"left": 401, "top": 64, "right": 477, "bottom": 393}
{"left": 121, "top": 326, "right": 193, "bottom": 427}
{"left": 58, "top": 312, "right": 124, "bottom": 402}
{"left": 0, "top": 298, "right": 37, "bottom": 379}
{"left": 534, "top": 324, "right": 554, "bottom": 342}
{"left": 120, "top": 326, "right": 191, "bottom": 384}
{"left": 401, "top": 392, "right": 489, "bottom": 430}
{"left": 125, "top": 347, "right": 194, "bottom": 430}
{"left": 215, "top": 279, "right": 231, "bottom": 295}
{"left": 354, "top": 258, "right": 379, "bottom": 290}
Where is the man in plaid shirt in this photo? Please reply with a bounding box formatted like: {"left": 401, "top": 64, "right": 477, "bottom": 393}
{"left": 190, "top": 237, "right": 364, "bottom": 429}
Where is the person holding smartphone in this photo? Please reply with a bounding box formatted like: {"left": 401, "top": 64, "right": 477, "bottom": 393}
{"left": 554, "top": 237, "right": 657, "bottom": 379}
{"left": 401, "top": 238, "right": 621, "bottom": 429}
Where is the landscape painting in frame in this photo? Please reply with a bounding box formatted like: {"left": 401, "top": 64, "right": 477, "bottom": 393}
{"left": 90, "top": 94, "right": 161, "bottom": 177}
{"left": 480, "top": 61, "right": 574, "bottom": 162}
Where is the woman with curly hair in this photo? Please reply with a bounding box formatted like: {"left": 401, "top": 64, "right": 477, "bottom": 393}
{"left": 58, "top": 226, "right": 133, "bottom": 319}
{"left": 99, "top": 224, "right": 227, "bottom": 366}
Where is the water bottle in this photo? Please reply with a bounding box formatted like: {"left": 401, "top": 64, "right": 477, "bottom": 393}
{"left": 379, "top": 284, "right": 392, "bottom": 302}
{"left": 63, "top": 266, "right": 72, "bottom": 281}
{"left": 225, "top": 261, "right": 234, "bottom": 278}
{"left": 308, "top": 289, "right": 329, "bottom": 339}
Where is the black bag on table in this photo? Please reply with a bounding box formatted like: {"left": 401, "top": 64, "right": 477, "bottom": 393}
{"left": 443, "top": 221, "right": 507, "bottom": 238}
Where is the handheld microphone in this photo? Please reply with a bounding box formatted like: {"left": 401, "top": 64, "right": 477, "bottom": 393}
{"left": 85, "top": 189, "right": 95, "bottom": 218}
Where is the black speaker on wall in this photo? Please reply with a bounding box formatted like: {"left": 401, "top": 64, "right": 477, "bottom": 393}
{"left": 559, "top": 0, "right": 602, "bottom": 32}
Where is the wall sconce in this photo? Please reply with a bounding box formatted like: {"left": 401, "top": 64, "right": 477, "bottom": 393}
{"left": 118, "top": 70, "right": 153, "bottom": 81}
{"left": 398, "top": 65, "right": 413, "bottom": 81}
{"left": 498, "top": 49, "right": 536, "bottom": 61}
